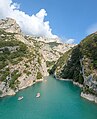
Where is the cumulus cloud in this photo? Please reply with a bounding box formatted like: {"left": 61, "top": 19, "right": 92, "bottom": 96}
{"left": 86, "top": 23, "right": 97, "bottom": 35}
{"left": 0, "top": 0, "right": 57, "bottom": 38}
{"left": 65, "top": 39, "right": 75, "bottom": 44}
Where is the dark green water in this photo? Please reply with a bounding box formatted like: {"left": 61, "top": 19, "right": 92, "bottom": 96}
{"left": 0, "top": 76, "right": 97, "bottom": 119}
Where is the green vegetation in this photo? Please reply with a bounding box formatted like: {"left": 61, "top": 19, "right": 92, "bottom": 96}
{"left": 50, "top": 32, "right": 97, "bottom": 86}
{"left": 0, "top": 90, "right": 2, "bottom": 95}
{"left": 23, "top": 70, "right": 31, "bottom": 76}
{"left": 0, "top": 68, "right": 10, "bottom": 81}
{"left": 46, "top": 61, "right": 55, "bottom": 67}
{"left": 49, "top": 49, "right": 72, "bottom": 75}
{"left": 11, "top": 57, "right": 23, "bottom": 65}
{"left": 0, "top": 30, "right": 27, "bottom": 70}
{"left": 9, "top": 70, "right": 21, "bottom": 90}
{"left": 0, "top": 49, "right": 26, "bottom": 69}
{"left": 0, "top": 28, "right": 35, "bottom": 88}
{"left": 47, "top": 42, "right": 62, "bottom": 48}
{"left": 60, "top": 45, "right": 84, "bottom": 84}
{"left": 83, "top": 86, "right": 97, "bottom": 96}
{"left": 24, "top": 63, "right": 29, "bottom": 68}
{"left": 37, "top": 57, "right": 41, "bottom": 65}
{"left": 80, "top": 33, "right": 97, "bottom": 69}
{"left": 0, "top": 40, "right": 22, "bottom": 88}
{"left": 36, "top": 71, "right": 42, "bottom": 79}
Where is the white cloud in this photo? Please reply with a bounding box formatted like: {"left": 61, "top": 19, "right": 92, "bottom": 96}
{"left": 0, "top": 0, "right": 57, "bottom": 38}
{"left": 65, "top": 39, "right": 75, "bottom": 44}
{"left": 86, "top": 23, "right": 97, "bottom": 35}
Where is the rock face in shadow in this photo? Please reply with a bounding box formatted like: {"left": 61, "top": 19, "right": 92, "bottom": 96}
{"left": 50, "top": 32, "right": 97, "bottom": 103}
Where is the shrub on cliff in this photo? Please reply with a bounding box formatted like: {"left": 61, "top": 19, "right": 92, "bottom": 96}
{"left": 37, "top": 72, "right": 42, "bottom": 79}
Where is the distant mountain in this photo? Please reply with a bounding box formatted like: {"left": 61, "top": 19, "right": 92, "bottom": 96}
{"left": 27, "top": 35, "right": 62, "bottom": 43}
{"left": 0, "top": 18, "right": 75, "bottom": 97}
{"left": 50, "top": 32, "right": 97, "bottom": 103}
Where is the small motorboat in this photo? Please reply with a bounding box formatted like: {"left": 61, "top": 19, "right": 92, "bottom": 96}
{"left": 18, "top": 96, "right": 23, "bottom": 101}
{"left": 36, "top": 93, "right": 40, "bottom": 98}
{"left": 44, "top": 80, "right": 47, "bottom": 82}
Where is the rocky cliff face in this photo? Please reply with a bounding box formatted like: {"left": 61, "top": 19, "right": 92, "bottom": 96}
{"left": 0, "top": 18, "right": 21, "bottom": 34}
{"left": 0, "top": 18, "right": 74, "bottom": 97}
{"left": 50, "top": 32, "right": 97, "bottom": 103}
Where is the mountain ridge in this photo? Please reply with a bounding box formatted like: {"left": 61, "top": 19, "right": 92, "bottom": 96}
{"left": 0, "top": 18, "right": 75, "bottom": 97}
{"left": 50, "top": 32, "right": 97, "bottom": 103}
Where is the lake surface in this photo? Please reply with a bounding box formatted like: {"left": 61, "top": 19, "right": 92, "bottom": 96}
{"left": 0, "top": 76, "right": 97, "bottom": 119}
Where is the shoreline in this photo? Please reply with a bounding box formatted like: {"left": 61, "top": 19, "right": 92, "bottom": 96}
{"left": 1, "top": 75, "right": 97, "bottom": 104}
{"left": 55, "top": 76, "right": 97, "bottom": 104}
{"left": 0, "top": 79, "right": 43, "bottom": 98}
{"left": 81, "top": 92, "right": 97, "bottom": 103}
{"left": 58, "top": 77, "right": 83, "bottom": 88}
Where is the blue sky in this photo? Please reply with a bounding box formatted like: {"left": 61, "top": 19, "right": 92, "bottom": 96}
{"left": 1, "top": 0, "right": 97, "bottom": 43}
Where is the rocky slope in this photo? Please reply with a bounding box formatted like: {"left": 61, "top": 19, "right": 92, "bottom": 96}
{"left": 0, "top": 18, "right": 74, "bottom": 97}
{"left": 50, "top": 32, "right": 97, "bottom": 103}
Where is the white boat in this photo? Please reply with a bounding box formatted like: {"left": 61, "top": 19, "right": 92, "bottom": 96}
{"left": 18, "top": 96, "right": 23, "bottom": 101}
{"left": 36, "top": 93, "right": 40, "bottom": 98}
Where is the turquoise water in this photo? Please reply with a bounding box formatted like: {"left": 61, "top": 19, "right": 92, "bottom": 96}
{"left": 0, "top": 76, "right": 97, "bottom": 119}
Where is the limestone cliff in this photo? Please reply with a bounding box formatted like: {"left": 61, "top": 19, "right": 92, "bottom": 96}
{"left": 0, "top": 18, "right": 74, "bottom": 97}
